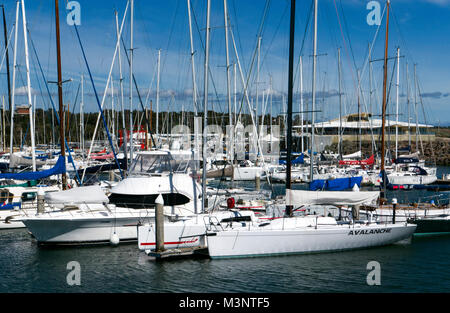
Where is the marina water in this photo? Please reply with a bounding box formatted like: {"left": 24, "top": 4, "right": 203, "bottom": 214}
{"left": 0, "top": 167, "right": 449, "bottom": 293}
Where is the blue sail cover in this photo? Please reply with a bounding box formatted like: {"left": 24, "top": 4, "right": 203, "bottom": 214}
{"left": 279, "top": 154, "right": 304, "bottom": 165}
{"left": 0, "top": 155, "right": 66, "bottom": 180}
{"left": 309, "top": 176, "right": 363, "bottom": 191}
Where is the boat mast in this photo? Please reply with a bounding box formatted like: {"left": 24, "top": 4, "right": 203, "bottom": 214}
{"left": 414, "top": 63, "right": 418, "bottom": 152}
{"left": 285, "top": 0, "right": 296, "bottom": 217}
{"left": 256, "top": 36, "right": 261, "bottom": 139}
{"left": 395, "top": 47, "right": 400, "bottom": 159}
{"left": 202, "top": 0, "right": 211, "bottom": 213}
{"left": 129, "top": 0, "right": 134, "bottom": 163}
{"left": 156, "top": 48, "right": 161, "bottom": 142}
{"left": 310, "top": 0, "right": 318, "bottom": 182}
{"left": 1, "top": 5, "right": 11, "bottom": 117}
{"left": 22, "top": 0, "right": 36, "bottom": 171}
{"left": 406, "top": 62, "right": 411, "bottom": 149}
{"left": 55, "top": 0, "right": 66, "bottom": 188}
{"left": 80, "top": 74, "right": 85, "bottom": 159}
{"left": 300, "top": 55, "right": 304, "bottom": 153}
{"left": 380, "top": 0, "right": 390, "bottom": 198}
{"left": 9, "top": 1, "right": 19, "bottom": 157}
{"left": 187, "top": 0, "right": 197, "bottom": 118}
{"left": 224, "top": 0, "right": 232, "bottom": 163}
{"left": 338, "top": 48, "right": 342, "bottom": 159}
{"left": 115, "top": 9, "right": 127, "bottom": 165}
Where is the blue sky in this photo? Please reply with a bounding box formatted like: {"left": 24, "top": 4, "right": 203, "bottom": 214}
{"left": 1, "top": 0, "right": 450, "bottom": 125}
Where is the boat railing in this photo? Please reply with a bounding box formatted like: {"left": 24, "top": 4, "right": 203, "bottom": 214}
{"left": 204, "top": 215, "right": 224, "bottom": 232}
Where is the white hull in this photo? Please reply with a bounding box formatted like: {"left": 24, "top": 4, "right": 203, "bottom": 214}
{"left": 22, "top": 215, "right": 155, "bottom": 244}
{"left": 206, "top": 219, "right": 416, "bottom": 258}
{"left": 233, "top": 167, "right": 265, "bottom": 181}
{"left": 388, "top": 174, "right": 437, "bottom": 185}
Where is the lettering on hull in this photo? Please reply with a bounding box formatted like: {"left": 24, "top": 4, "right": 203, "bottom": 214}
{"left": 348, "top": 228, "right": 392, "bottom": 235}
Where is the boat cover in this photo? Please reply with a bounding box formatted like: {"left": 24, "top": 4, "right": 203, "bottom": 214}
{"left": 286, "top": 189, "right": 380, "bottom": 206}
{"left": 342, "top": 151, "right": 362, "bottom": 159}
{"left": 45, "top": 185, "right": 109, "bottom": 205}
{"left": 309, "top": 176, "right": 363, "bottom": 191}
{"left": 0, "top": 156, "right": 65, "bottom": 180}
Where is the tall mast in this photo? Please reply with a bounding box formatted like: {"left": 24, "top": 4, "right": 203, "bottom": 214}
{"left": 380, "top": 0, "right": 390, "bottom": 197}
{"left": 224, "top": 0, "right": 232, "bottom": 162}
{"left": 285, "top": 0, "right": 296, "bottom": 217}
{"left": 9, "top": 1, "right": 19, "bottom": 156}
{"left": 300, "top": 55, "right": 304, "bottom": 153}
{"left": 55, "top": 0, "right": 66, "bottom": 188}
{"left": 338, "top": 48, "right": 342, "bottom": 158}
{"left": 309, "top": 0, "right": 318, "bottom": 182}
{"left": 369, "top": 43, "right": 374, "bottom": 156}
{"left": 22, "top": 0, "right": 36, "bottom": 171}
{"left": 202, "top": 0, "right": 211, "bottom": 213}
{"left": 406, "top": 62, "right": 411, "bottom": 148}
{"left": 156, "top": 48, "right": 161, "bottom": 140}
{"left": 2, "top": 6, "right": 11, "bottom": 116}
{"left": 414, "top": 63, "right": 419, "bottom": 151}
{"left": 187, "top": 0, "right": 197, "bottom": 117}
{"left": 256, "top": 36, "right": 261, "bottom": 136}
{"left": 395, "top": 47, "right": 400, "bottom": 159}
{"left": 357, "top": 69, "right": 361, "bottom": 156}
{"left": 234, "top": 63, "right": 237, "bottom": 126}
{"left": 80, "top": 75, "right": 85, "bottom": 159}
{"left": 129, "top": 0, "right": 134, "bottom": 162}
{"left": 224, "top": 0, "right": 231, "bottom": 125}
{"left": 115, "top": 10, "right": 127, "bottom": 164}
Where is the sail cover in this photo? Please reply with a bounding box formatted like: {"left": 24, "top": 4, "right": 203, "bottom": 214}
{"left": 9, "top": 153, "right": 47, "bottom": 168}
{"left": 342, "top": 151, "right": 362, "bottom": 159}
{"left": 286, "top": 189, "right": 379, "bottom": 206}
{"left": 45, "top": 185, "right": 108, "bottom": 205}
{"left": 0, "top": 155, "right": 66, "bottom": 180}
{"left": 309, "top": 176, "right": 363, "bottom": 191}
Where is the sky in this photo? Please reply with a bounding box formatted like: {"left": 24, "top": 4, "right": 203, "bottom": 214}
{"left": 0, "top": 0, "right": 449, "bottom": 126}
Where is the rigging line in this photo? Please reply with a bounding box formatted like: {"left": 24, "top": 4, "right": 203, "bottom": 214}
{"left": 229, "top": 0, "right": 271, "bottom": 119}
{"left": 190, "top": 5, "right": 224, "bottom": 126}
{"left": 73, "top": 23, "right": 124, "bottom": 179}
{"left": 338, "top": 0, "right": 358, "bottom": 72}
{"left": 0, "top": 27, "right": 14, "bottom": 74}
{"left": 231, "top": 0, "right": 247, "bottom": 74}
{"left": 26, "top": 27, "right": 82, "bottom": 185}
{"left": 160, "top": 0, "right": 181, "bottom": 73}
{"left": 120, "top": 34, "right": 156, "bottom": 148}
{"left": 261, "top": 1, "right": 289, "bottom": 72}
{"left": 332, "top": 0, "right": 357, "bottom": 96}
{"left": 416, "top": 73, "right": 436, "bottom": 163}
{"left": 293, "top": 0, "right": 313, "bottom": 85}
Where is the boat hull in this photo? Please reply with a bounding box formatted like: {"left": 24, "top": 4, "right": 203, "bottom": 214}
{"left": 22, "top": 216, "right": 155, "bottom": 244}
{"left": 206, "top": 223, "right": 416, "bottom": 259}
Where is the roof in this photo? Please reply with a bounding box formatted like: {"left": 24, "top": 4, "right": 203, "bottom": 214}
{"left": 293, "top": 113, "right": 433, "bottom": 129}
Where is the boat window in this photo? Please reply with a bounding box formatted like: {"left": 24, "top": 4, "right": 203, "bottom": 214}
{"left": 0, "top": 190, "right": 13, "bottom": 204}
{"left": 108, "top": 192, "right": 190, "bottom": 209}
{"left": 21, "top": 192, "right": 37, "bottom": 202}
{"left": 128, "top": 153, "right": 198, "bottom": 175}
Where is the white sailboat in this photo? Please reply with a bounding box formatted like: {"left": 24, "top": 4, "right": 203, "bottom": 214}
{"left": 205, "top": 0, "right": 416, "bottom": 259}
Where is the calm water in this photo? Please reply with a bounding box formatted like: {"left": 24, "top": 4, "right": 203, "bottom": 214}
{"left": 0, "top": 167, "right": 449, "bottom": 293}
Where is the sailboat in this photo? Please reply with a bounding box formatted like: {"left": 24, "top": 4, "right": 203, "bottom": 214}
{"left": 204, "top": 0, "right": 416, "bottom": 259}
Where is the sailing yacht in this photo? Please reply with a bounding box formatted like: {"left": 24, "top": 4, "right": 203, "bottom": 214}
{"left": 204, "top": 0, "right": 417, "bottom": 259}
